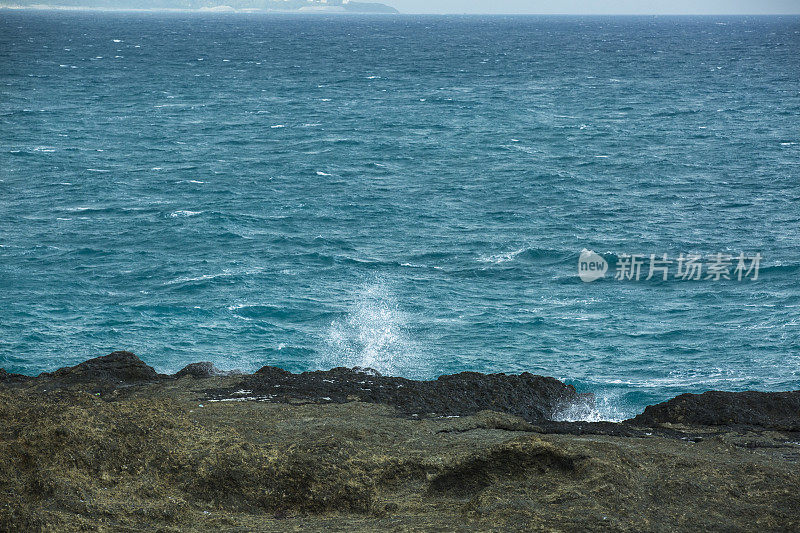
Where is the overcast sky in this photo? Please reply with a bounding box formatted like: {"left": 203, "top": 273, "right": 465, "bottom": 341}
{"left": 386, "top": 0, "right": 800, "bottom": 14}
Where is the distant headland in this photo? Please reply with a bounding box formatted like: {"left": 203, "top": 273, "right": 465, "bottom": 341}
{"left": 0, "top": 0, "right": 399, "bottom": 13}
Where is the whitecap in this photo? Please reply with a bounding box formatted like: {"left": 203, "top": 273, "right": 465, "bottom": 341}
{"left": 169, "top": 210, "right": 202, "bottom": 218}
{"left": 315, "top": 171, "right": 331, "bottom": 176}
{"left": 479, "top": 247, "right": 526, "bottom": 264}
{"left": 270, "top": 124, "right": 285, "bottom": 128}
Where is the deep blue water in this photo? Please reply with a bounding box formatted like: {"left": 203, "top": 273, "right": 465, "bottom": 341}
{"left": 1, "top": 12, "right": 799, "bottom": 419}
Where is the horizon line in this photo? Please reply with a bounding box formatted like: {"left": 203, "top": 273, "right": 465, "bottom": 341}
{"left": 2, "top": 6, "right": 800, "bottom": 15}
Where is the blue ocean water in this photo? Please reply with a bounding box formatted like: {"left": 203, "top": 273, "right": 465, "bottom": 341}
{"left": 1, "top": 12, "right": 799, "bottom": 419}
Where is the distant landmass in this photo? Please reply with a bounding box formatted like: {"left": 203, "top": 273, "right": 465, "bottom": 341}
{"left": 1, "top": 0, "right": 398, "bottom": 13}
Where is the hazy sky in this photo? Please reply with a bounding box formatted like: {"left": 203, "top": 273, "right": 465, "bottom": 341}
{"left": 387, "top": 0, "right": 800, "bottom": 14}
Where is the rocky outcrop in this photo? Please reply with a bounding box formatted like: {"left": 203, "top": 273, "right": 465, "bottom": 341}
{"left": 0, "top": 352, "right": 590, "bottom": 423}
{"left": 628, "top": 390, "right": 800, "bottom": 430}
{"left": 0, "top": 368, "right": 30, "bottom": 384}
{"left": 3, "top": 352, "right": 800, "bottom": 433}
{"left": 174, "top": 361, "right": 241, "bottom": 379}
{"left": 206, "top": 366, "right": 590, "bottom": 423}
{"left": 36, "top": 350, "right": 161, "bottom": 384}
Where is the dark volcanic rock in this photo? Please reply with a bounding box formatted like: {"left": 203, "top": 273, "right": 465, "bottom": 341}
{"left": 38, "top": 351, "right": 161, "bottom": 384}
{"left": 254, "top": 365, "right": 293, "bottom": 379}
{"left": 0, "top": 368, "right": 31, "bottom": 384}
{"left": 207, "top": 367, "right": 587, "bottom": 423}
{"left": 9, "top": 351, "right": 800, "bottom": 434}
{"left": 628, "top": 390, "right": 800, "bottom": 430}
{"left": 175, "top": 362, "right": 241, "bottom": 379}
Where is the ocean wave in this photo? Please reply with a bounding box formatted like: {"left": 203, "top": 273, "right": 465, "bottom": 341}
{"left": 477, "top": 247, "right": 576, "bottom": 265}
{"left": 228, "top": 303, "right": 335, "bottom": 323}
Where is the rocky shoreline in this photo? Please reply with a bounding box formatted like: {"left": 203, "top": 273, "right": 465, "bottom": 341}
{"left": 1, "top": 351, "right": 799, "bottom": 531}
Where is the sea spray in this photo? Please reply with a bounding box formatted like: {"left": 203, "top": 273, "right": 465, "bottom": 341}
{"left": 319, "top": 278, "right": 428, "bottom": 378}
{"left": 553, "top": 392, "right": 626, "bottom": 423}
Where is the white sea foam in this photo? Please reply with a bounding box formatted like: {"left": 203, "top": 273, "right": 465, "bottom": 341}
{"left": 169, "top": 210, "right": 202, "bottom": 218}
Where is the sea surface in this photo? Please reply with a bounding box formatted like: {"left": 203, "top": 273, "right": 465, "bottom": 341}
{"left": 1, "top": 12, "right": 799, "bottom": 419}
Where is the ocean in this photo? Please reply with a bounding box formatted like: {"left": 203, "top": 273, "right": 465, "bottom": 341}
{"left": 1, "top": 12, "right": 798, "bottom": 419}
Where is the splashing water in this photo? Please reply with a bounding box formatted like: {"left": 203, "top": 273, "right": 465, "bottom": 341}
{"left": 320, "top": 280, "right": 426, "bottom": 378}
{"left": 552, "top": 394, "right": 626, "bottom": 423}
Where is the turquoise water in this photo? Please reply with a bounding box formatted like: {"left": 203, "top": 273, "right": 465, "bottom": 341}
{"left": 1, "top": 13, "right": 799, "bottom": 418}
